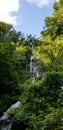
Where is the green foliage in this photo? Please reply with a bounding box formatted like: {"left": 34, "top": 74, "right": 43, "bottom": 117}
{"left": 14, "top": 40, "right": 32, "bottom": 83}
{"left": 42, "top": 108, "right": 63, "bottom": 130}
{"left": 0, "top": 21, "right": 23, "bottom": 43}
{"left": 0, "top": 42, "right": 20, "bottom": 114}
{"left": 0, "top": 22, "right": 32, "bottom": 115}
{"left": 0, "top": 1, "right": 63, "bottom": 130}
{"left": 42, "top": 71, "right": 63, "bottom": 107}
{"left": 33, "top": 0, "right": 63, "bottom": 73}
{"left": 0, "top": 21, "right": 12, "bottom": 42}
{"left": 11, "top": 71, "right": 63, "bottom": 130}
{"left": 42, "top": 0, "right": 63, "bottom": 39}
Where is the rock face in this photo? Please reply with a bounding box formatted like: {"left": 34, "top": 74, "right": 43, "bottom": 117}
{"left": 0, "top": 101, "right": 21, "bottom": 130}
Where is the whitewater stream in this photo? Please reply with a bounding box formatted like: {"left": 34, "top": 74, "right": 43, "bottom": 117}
{"left": 0, "top": 101, "right": 21, "bottom": 130}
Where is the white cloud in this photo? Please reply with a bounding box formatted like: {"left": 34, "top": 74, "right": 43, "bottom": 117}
{"left": 0, "top": 0, "right": 19, "bottom": 24}
{"left": 26, "top": 0, "right": 50, "bottom": 7}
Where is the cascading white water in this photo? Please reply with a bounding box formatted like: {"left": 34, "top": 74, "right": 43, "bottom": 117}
{"left": 1, "top": 122, "right": 12, "bottom": 130}
{"left": 29, "top": 42, "right": 39, "bottom": 82}
{"left": 30, "top": 56, "right": 34, "bottom": 73}
{"left": 0, "top": 101, "right": 21, "bottom": 130}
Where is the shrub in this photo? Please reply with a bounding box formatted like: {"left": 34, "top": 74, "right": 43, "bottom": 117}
{"left": 11, "top": 71, "right": 63, "bottom": 130}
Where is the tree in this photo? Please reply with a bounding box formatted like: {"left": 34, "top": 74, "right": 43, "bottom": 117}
{"left": 33, "top": 0, "right": 63, "bottom": 72}
{"left": 0, "top": 21, "right": 23, "bottom": 43}
{"left": 0, "top": 41, "right": 20, "bottom": 114}
{"left": 9, "top": 72, "right": 63, "bottom": 130}
{"left": 14, "top": 39, "right": 32, "bottom": 83}
{"left": 0, "top": 22, "right": 32, "bottom": 115}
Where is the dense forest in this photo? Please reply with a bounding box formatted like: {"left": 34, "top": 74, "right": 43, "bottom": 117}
{"left": 0, "top": 0, "right": 63, "bottom": 130}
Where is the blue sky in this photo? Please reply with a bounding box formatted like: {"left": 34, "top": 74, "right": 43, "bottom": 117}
{"left": 0, "top": 0, "right": 55, "bottom": 37}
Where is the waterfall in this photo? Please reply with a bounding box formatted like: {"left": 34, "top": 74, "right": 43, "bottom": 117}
{"left": 1, "top": 122, "right": 12, "bottom": 130}
{"left": 29, "top": 42, "right": 39, "bottom": 82}
{"left": 30, "top": 56, "right": 34, "bottom": 72}
{"left": 0, "top": 101, "right": 21, "bottom": 130}
{"left": 0, "top": 114, "right": 11, "bottom": 130}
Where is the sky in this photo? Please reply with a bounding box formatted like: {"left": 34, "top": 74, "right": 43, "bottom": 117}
{"left": 0, "top": 0, "right": 55, "bottom": 37}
